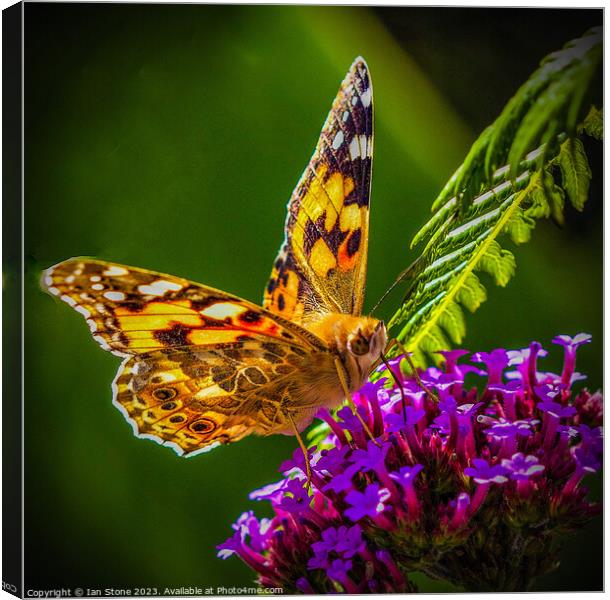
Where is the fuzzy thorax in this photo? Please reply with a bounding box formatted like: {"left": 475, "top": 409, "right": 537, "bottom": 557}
{"left": 309, "top": 313, "right": 387, "bottom": 389}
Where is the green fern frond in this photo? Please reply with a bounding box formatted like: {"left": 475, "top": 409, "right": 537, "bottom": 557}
{"left": 389, "top": 28, "right": 601, "bottom": 366}
{"left": 558, "top": 137, "right": 592, "bottom": 211}
{"left": 430, "top": 26, "right": 601, "bottom": 212}
{"left": 581, "top": 105, "right": 603, "bottom": 140}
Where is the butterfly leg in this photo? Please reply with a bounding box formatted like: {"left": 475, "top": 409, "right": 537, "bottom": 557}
{"left": 287, "top": 412, "right": 313, "bottom": 489}
{"left": 333, "top": 355, "right": 380, "bottom": 446}
{"left": 383, "top": 337, "right": 398, "bottom": 354}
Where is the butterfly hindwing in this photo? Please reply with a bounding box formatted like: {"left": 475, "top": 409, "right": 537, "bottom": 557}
{"left": 113, "top": 353, "right": 257, "bottom": 457}
{"left": 264, "top": 57, "right": 373, "bottom": 323}
{"left": 113, "top": 341, "right": 309, "bottom": 456}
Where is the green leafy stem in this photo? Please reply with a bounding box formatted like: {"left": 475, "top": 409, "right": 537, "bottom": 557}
{"left": 388, "top": 27, "right": 602, "bottom": 366}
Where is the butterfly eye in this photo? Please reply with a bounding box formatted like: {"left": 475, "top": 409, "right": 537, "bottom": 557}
{"left": 349, "top": 332, "right": 370, "bottom": 356}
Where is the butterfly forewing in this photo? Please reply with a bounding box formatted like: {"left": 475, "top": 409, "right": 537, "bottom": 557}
{"left": 43, "top": 258, "right": 324, "bottom": 356}
{"left": 264, "top": 57, "right": 373, "bottom": 324}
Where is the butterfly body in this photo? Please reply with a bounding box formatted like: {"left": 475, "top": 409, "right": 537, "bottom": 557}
{"left": 270, "top": 313, "right": 387, "bottom": 433}
{"left": 43, "top": 57, "right": 378, "bottom": 457}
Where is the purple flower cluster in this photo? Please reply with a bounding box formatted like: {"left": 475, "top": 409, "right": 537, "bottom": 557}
{"left": 218, "top": 335, "right": 602, "bottom": 592}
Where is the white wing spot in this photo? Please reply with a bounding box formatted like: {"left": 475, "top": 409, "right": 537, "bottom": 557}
{"left": 361, "top": 87, "right": 372, "bottom": 108}
{"left": 91, "top": 283, "right": 105, "bottom": 291}
{"left": 48, "top": 286, "right": 60, "bottom": 296}
{"left": 361, "top": 134, "right": 371, "bottom": 158}
{"left": 349, "top": 137, "right": 360, "bottom": 160}
{"left": 342, "top": 110, "right": 349, "bottom": 122}
{"left": 65, "top": 275, "right": 75, "bottom": 284}
{"left": 75, "top": 305, "right": 91, "bottom": 318}
{"left": 93, "top": 335, "right": 111, "bottom": 350}
{"left": 90, "top": 275, "right": 101, "bottom": 282}
{"left": 351, "top": 95, "right": 358, "bottom": 106}
{"left": 103, "top": 266, "right": 129, "bottom": 277}
{"left": 138, "top": 280, "right": 183, "bottom": 296}
{"left": 133, "top": 362, "right": 148, "bottom": 375}
{"left": 60, "top": 294, "right": 77, "bottom": 307}
{"left": 201, "top": 302, "right": 245, "bottom": 320}
{"left": 104, "top": 291, "right": 126, "bottom": 301}
{"left": 349, "top": 135, "right": 372, "bottom": 160}
{"left": 332, "top": 130, "right": 344, "bottom": 150}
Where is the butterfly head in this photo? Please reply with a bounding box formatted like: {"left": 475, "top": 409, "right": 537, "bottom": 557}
{"left": 347, "top": 319, "right": 386, "bottom": 357}
{"left": 344, "top": 318, "right": 387, "bottom": 387}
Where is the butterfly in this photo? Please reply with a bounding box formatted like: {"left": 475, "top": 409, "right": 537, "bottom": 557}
{"left": 42, "top": 57, "right": 387, "bottom": 474}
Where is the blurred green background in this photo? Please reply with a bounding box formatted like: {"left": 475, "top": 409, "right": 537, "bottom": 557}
{"left": 24, "top": 4, "right": 602, "bottom": 593}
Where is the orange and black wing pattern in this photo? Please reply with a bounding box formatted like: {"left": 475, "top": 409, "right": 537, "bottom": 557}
{"left": 43, "top": 258, "right": 322, "bottom": 357}
{"left": 263, "top": 57, "right": 373, "bottom": 324}
{"left": 42, "top": 259, "right": 327, "bottom": 456}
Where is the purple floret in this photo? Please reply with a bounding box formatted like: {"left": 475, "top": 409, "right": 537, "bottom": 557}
{"left": 501, "top": 453, "right": 545, "bottom": 481}
{"left": 464, "top": 458, "right": 509, "bottom": 484}
{"left": 537, "top": 400, "right": 577, "bottom": 419}
{"left": 344, "top": 483, "right": 391, "bottom": 521}
{"left": 552, "top": 333, "right": 592, "bottom": 348}
{"left": 277, "top": 479, "right": 310, "bottom": 514}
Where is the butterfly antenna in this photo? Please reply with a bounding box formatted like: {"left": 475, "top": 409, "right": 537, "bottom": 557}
{"left": 368, "top": 256, "right": 423, "bottom": 317}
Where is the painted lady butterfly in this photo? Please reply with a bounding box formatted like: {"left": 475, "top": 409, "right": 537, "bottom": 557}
{"left": 42, "top": 58, "right": 386, "bottom": 474}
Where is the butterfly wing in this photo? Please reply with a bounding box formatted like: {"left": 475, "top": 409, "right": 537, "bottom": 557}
{"left": 43, "top": 258, "right": 325, "bottom": 455}
{"left": 264, "top": 57, "right": 373, "bottom": 324}
{"left": 113, "top": 341, "right": 309, "bottom": 457}
{"left": 43, "top": 258, "right": 324, "bottom": 356}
